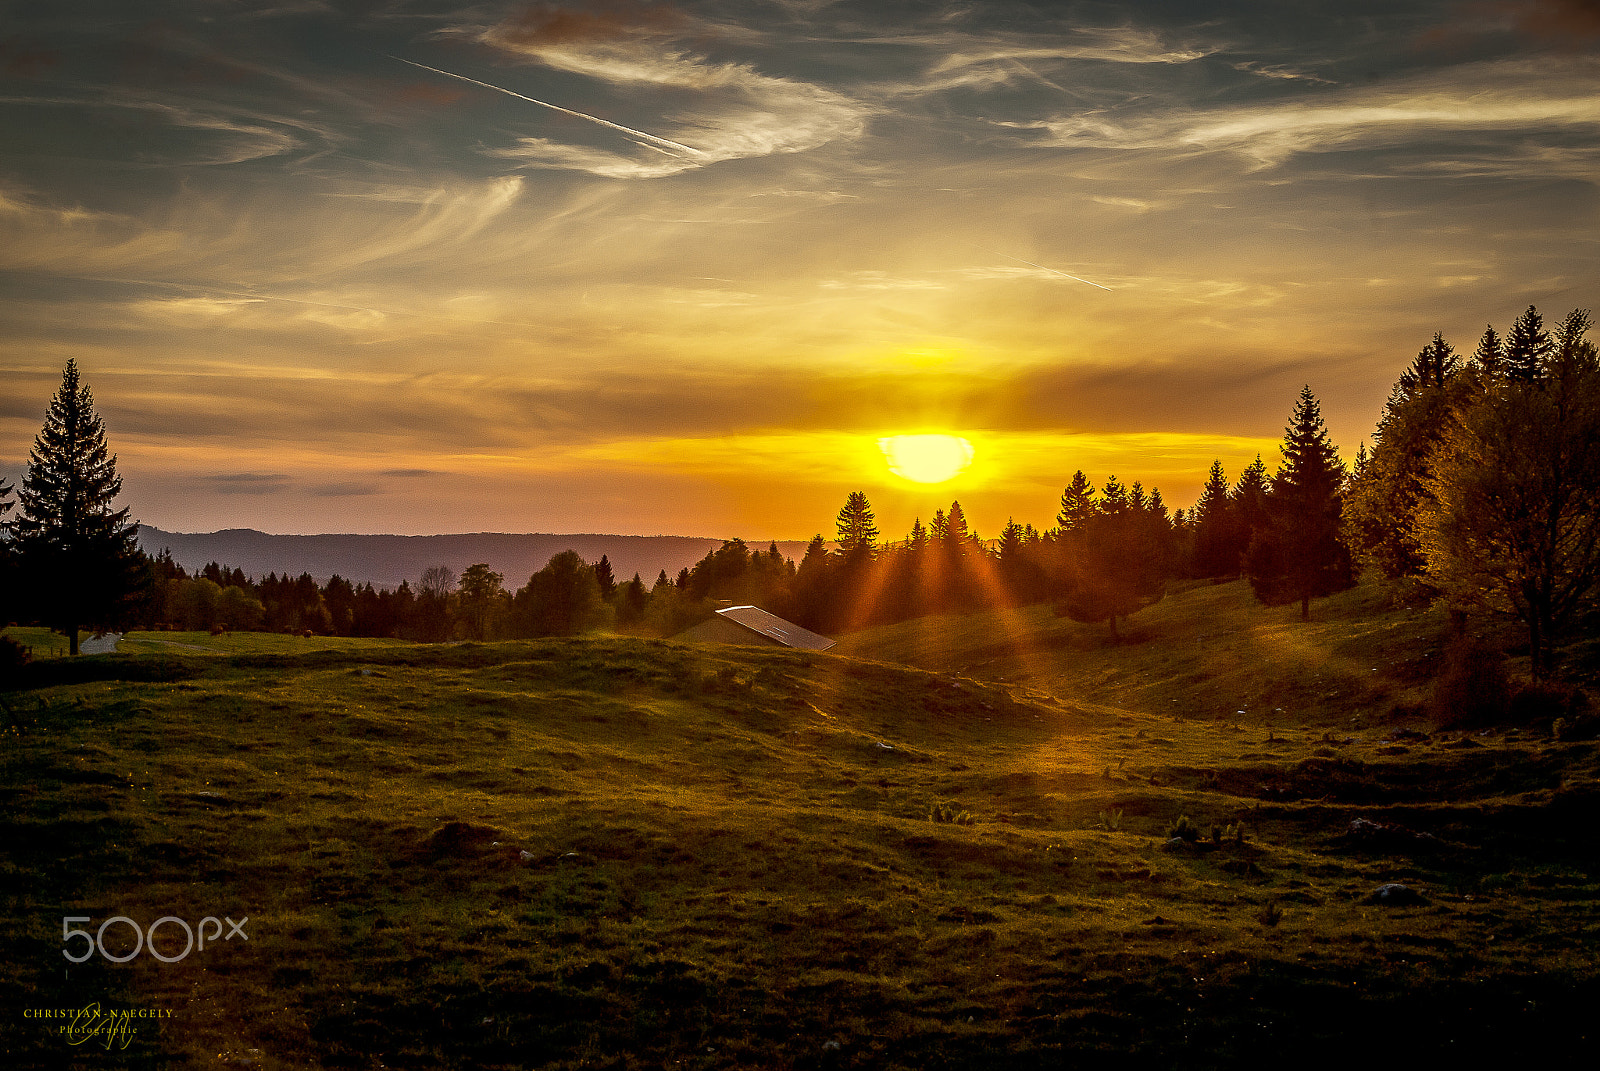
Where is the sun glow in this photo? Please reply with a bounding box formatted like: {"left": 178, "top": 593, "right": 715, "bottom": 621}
{"left": 878, "top": 434, "right": 975, "bottom": 484}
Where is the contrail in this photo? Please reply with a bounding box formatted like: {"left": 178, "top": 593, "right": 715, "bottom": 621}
{"left": 385, "top": 54, "right": 705, "bottom": 158}
{"left": 980, "top": 247, "right": 1114, "bottom": 291}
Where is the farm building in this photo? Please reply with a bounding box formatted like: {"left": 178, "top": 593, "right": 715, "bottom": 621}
{"left": 673, "top": 605, "right": 835, "bottom": 651}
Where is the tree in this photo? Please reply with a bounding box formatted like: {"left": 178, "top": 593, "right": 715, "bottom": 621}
{"left": 593, "top": 555, "right": 617, "bottom": 602}
{"left": 1504, "top": 304, "right": 1552, "bottom": 383}
{"left": 457, "top": 563, "right": 505, "bottom": 641}
{"left": 1246, "top": 386, "right": 1354, "bottom": 619}
{"left": 1418, "top": 308, "right": 1600, "bottom": 678}
{"left": 1056, "top": 471, "right": 1098, "bottom": 534}
{"left": 1056, "top": 499, "right": 1168, "bottom": 639}
{"left": 11, "top": 359, "right": 143, "bottom": 654}
{"left": 512, "top": 551, "right": 603, "bottom": 637}
{"left": 1189, "top": 460, "right": 1240, "bottom": 578}
{"left": 834, "top": 491, "right": 879, "bottom": 565}
{"left": 1346, "top": 333, "right": 1471, "bottom": 580}
{"left": 416, "top": 565, "right": 456, "bottom": 642}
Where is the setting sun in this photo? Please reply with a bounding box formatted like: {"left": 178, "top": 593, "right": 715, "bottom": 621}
{"left": 878, "top": 434, "right": 976, "bottom": 484}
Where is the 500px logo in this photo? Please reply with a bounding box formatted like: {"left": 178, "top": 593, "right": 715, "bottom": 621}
{"left": 62, "top": 915, "right": 249, "bottom": 963}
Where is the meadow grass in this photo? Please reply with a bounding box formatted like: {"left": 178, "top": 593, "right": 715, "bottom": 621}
{"left": 2, "top": 584, "right": 1597, "bottom": 1068}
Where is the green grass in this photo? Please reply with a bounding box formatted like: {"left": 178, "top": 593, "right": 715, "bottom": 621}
{"left": 2, "top": 626, "right": 74, "bottom": 659}
{"left": 2, "top": 585, "right": 1597, "bottom": 1068}
{"left": 116, "top": 630, "right": 418, "bottom": 656}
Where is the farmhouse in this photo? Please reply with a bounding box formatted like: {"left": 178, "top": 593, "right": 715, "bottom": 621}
{"left": 673, "top": 605, "right": 835, "bottom": 651}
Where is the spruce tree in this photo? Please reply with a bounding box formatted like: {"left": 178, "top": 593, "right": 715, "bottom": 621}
{"left": 593, "top": 554, "right": 617, "bottom": 601}
{"left": 834, "top": 491, "right": 879, "bottom": 565}
{"left": 1504, "top": 305, "right": 1552, "bottom": 383}
{"left": 1472, "top": 324, "right": 1504, "bottom": 383}
{"left": 1245, "top": 386, "right": 1354, "bottom": 619}
{"left": 13, "top": 359, "right": 143, "bottom": 654}
{"left": 1056, "top": 471, "right": 1098, "bottom": 534}
{"left": 1189, "top": 460, "right": 1237, "bottom": 577}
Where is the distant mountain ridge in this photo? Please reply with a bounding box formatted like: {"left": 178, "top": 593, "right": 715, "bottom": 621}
{"left": 137, "top": 526, "right": 818, "bottom": 591}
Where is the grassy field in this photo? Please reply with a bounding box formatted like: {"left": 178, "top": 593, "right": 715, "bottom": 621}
{"left": 2, "top": 584, "right": 1598, "bottom": 1068}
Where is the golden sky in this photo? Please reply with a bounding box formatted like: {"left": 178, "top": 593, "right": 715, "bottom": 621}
{"left": 4, "top": 0, "right": 1599, "bottom": 539}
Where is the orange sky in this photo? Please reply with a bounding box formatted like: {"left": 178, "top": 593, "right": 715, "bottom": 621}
{"left": 3, "top": 1, "right": 1599, "bottom": 541}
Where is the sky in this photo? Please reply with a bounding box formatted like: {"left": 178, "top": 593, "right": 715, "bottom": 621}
{"left": 2, "top": 0, "right": 1598, "bottom": 540}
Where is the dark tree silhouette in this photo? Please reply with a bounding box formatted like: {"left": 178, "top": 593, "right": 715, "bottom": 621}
{"left": 1504, "top": 305, "right": 1552, "bottom": 383}
{"left": 1246, "top": 387, "right": 1354, "bottom": 619}
{"left": 834, "top": 491, "right": 879, "bottom": 565}
{"left": 457, "top": 563, "right": 505, "bottom": 641}
{"left": 593, "top": 554, "right": 617, "bottom": 602}
{"left": 512, "top": 551, "right": 603, "bottom": 637}
{"left": 12, "top": 359, "right": 143, "bottom": 654}
{"left": 1189, "top": 460, "right": 1239, "bottom": 577}
{"left": 1419, "top": 308, "right": 1600, "bottom": 678}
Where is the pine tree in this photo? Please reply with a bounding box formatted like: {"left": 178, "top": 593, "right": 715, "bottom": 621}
{"left": 13, "top": 359, "right": 143, "bottom": 654}
{"left": 834, "top": 491, "right": 879, "bottom": 564}
{"left": 1504, "top": 305, "right": 1552, "bottom": 383}
{"left": 1472, "top": 324, "right": 1504, "bottom": 383}
{"left": 593, "top": 554, "right": 617, "bottom": 601}
{"left": 1189, "top": 461, "right": 1241, "bottom": 578}
{"left": 1246, "top": 386, "right": 1354, "bottom": 619}
{"left": 1056, "top": 471, "right": 1098, "bottom": 534}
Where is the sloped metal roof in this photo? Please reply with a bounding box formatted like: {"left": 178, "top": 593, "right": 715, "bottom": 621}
{"left": 716, "top": 605, "right": 835, "bottom": 651}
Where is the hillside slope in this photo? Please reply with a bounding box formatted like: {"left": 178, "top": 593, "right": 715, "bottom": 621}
{"left": 3, "top": 636, "right": 1597, "bottom": 1067}
{"left": 833, "top": 579, "right": 1481, "bottom": 729}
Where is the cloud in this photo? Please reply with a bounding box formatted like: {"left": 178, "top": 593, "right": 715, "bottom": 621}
{"left": 203, "top": 473, "right": 291, "bottom": 495}
{"left": 310, "top": 481, "right": 381, "bottom": 497}
{"left": 1002, "top": 57, "right": 1600, "bottom": 168}
{"left": 466, "top": 8, "right": 870, "bottom": 177}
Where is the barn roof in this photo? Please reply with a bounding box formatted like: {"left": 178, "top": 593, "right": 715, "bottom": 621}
{"left": 715, "top": 605, "right": 835, "bottom": 651}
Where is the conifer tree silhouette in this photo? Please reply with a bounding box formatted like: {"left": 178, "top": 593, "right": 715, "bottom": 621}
{"left": 13, "top": 360, "right": 143, "bottom": 654}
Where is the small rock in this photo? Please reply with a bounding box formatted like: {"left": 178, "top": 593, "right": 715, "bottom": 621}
{"left": 1367, "top": 882, "right": 1427, "bottom": 906}
{"left": 822, "top": 1040, "right": 842, "bottom": 1052}
{"left": 519, "top": 850, "right": 535, "bottom": 863}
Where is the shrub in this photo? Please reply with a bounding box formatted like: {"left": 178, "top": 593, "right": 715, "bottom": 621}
{"left": 1509, "top": 681, "right": 1587, "bottom": 723}
{"left": 929, "top": 803, "right": 975, "bottom": 825}
{"left": 1167, "top": 815, "right": 1200, "bottom": 841}
{"left": 1430, "top": 635, "right": 1511, "bottom": 727}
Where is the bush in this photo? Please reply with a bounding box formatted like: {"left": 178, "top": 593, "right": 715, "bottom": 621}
{"left": 1430, "top": 635, "right": 1512, "bottom": 727}
{"left": 1167, "top": 815, "right": 1200, "bottom": 841}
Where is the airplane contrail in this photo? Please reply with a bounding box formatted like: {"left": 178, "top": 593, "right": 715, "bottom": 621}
{"left": 385, "top": 54, "right": 705, "bottom": 158}
{"left": 980, "top": 247, "right": 1114, "bottom": 291}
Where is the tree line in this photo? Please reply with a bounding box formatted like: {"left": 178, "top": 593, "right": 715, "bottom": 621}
{"left": 4, "top": 305, "right": 1597, "bottom": 680}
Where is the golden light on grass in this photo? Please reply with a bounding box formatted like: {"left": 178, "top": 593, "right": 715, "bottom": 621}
{"left": 878, "top": 434, "right": 975, "bottom": 484}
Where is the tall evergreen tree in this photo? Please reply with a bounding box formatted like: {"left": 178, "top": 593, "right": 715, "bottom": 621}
{"left": 1056, "top": 470, "right": 1098, "bottom": 534}
{"left": 1246, "top": 387, "right": 1354, "bottom": 619}
{"left": 1472, "top": 324, "right": 1504, "bottom": 383}
{"left": 593, "top": 555, "right": 617, "bottom": 602}
{"left": 1189, "top": 460, "right": 1238, "bottom": 577}
{"left": 1504, "top": 305, "right": 1553, "bottom": 383}
{"left": 834, "top": 491, "right": 879, "bottom": 565}
{"left": 12, "top": 359, "right": 143, "bottom": 654}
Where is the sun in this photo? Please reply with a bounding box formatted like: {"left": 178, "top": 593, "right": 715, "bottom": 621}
{"left": 878, "top": 434, "right": 975, "bottom": 484}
